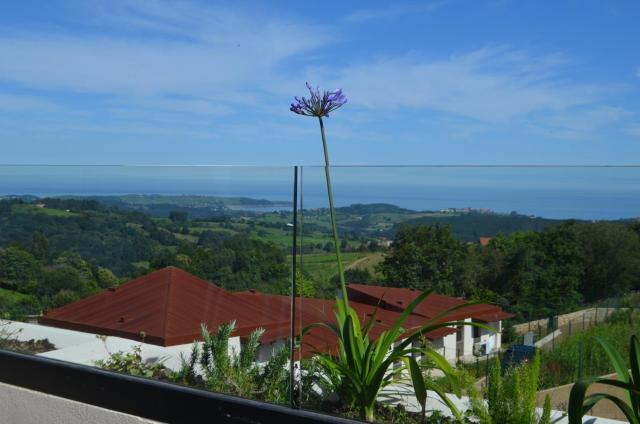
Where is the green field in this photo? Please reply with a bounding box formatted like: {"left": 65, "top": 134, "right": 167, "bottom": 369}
{"left": 293, "top": 252, "right": 376, "bottom": 283}
{"left": 12, "top": 204, "right": 80, "bottom": 218}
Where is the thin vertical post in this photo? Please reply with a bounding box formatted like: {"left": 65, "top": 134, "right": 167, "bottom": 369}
{"left": 289, "top": 166, "right": 298, "bottom": 408}
{"left": 485, "top": 355, "right": 490, "bottom": 390}
{"left": 298, "top": 166, "right": 304, "bottom": 407}
{"left": 578, "top": 341, "right": 583, "bottom": 380}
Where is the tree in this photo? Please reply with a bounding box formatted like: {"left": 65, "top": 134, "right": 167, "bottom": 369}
{"left": 39, "top": 265, "right": 97, "bottom": 299}
{"left": 95, "top": 267, "right": 119, "bottom": 288}
{"left": 54, "top": 252, "right": 93, "bottom": 280}
{"left": 332, "top": 268, "right": 374, "bottom": 285}
{"left": 288, "top": 270, "right": 317, "bottom": 298}
{"left": 478, "top": 224, "right": 584, "bottom": 320}
{"left": 576, "top": 222, "right": 640, "bottom": 301}
{"left": 378, "top": 224, "right": 467, "bottom": 295}
{"left": 30, "top": 231, "right": 49, "bottom": 261}
{"left": 0, "top": 200, "right": 11, "bottom": 217}
{"left": 0, "top": 246, "right": 42, "bottom": 293}
{"left": 51, "top": 289, "right": 81, "bottom": 308}
{"left": 169, "top": 211, "right": 188, "bottom": 223}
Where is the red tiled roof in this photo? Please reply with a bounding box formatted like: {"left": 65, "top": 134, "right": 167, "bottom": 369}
{"left": 39, "top": 267, "right": 283, "bottom": 346}
{"left": 479, "top": 237, "right": 492, "bottom": 246}
{"left": 347, "top": 284, "right": 515, "bottom": 323}
{"left": 234, "top": 291, "right": 456, "bottom": 358}
{"left": 39, "top": 267, "right": 512, "bottom": 356}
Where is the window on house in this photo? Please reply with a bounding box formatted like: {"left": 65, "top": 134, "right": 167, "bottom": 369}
{"left": 473, "top": 321, "right": 481, "bottom": 339}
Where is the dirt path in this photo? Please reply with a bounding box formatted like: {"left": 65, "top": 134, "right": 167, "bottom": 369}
{"left": 345, "top": 252, "right": 384, "bottom": 271}
{"left": 536, "top": 373, "right": 627, "bottom": 421}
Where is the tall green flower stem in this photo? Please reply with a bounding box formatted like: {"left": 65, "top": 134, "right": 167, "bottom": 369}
{"left": 318, "top": 116, "right": 349, "bottom": 303}
{"left": 294, "top": 84, "right": 490, "bottom": 422}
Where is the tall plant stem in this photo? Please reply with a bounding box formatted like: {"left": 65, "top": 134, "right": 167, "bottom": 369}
{"left": 318, "top": 116, "right": 349, "bottom": 304}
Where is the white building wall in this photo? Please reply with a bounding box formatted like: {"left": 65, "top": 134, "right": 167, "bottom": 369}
{"left": 462, "top": 318, "right": 474, "bottom": 357}
{"left": 473, "top": 321, "right": 502, "bottom": 355}
{"left": 443, "top": 333, "right": 457, "bottom": 362}
{"left": 257, "top": 340, "right": 286, "bottom": 363}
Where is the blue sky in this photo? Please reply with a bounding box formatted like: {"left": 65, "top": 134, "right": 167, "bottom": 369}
{"left": 1, "top": 0, "right": 639, "bottom": 165}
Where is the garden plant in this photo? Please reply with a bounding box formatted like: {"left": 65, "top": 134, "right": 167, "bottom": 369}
{"left": 568, "top": 334, "right": 640, "bottom": 424}
{"left": 292, "top": 84, "right": 490, "bottom": 422}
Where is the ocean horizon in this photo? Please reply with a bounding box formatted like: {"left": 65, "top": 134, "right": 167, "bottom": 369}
{"left": 0, "top": 166, "right": 639, "bottom": 221}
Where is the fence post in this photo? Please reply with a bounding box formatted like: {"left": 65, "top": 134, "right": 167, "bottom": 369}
{"left": 537, "top": 323, "right": 541, "bottom": 339}
{"left": 582, "top": 313, "right": 585, "bottom": 331}
{"left": 485, "top": 355, "right": 490, "bottom": 390}
{"left": 595, "top": 306, "right": 598, "bottom": 324}
{"left": 578, "top": 341, "right": 583, "bottom": 380}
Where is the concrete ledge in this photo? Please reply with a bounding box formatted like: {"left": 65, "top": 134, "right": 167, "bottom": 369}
{"left": 0, "top": 381, "right": 162, "bottom": 424}
{"left": 0, "top": 349, "right": 358, "bottom": 424}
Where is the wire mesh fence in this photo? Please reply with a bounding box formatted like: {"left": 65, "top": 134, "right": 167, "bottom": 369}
{"left": 460, "top": 293, "right": 640, "bottom": 391}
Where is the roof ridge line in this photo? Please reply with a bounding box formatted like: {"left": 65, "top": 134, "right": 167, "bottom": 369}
{"left": 160, "top": 267, "right": 174, "bottom": 340}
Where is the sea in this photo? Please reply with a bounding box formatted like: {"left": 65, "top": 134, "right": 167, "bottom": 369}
{"left": 0, "top": 165, "right": 639, "bottom": 221}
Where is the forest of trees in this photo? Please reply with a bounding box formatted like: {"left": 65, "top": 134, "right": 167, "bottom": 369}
{"left": 378, "top": 221, "right": 640, "bottom": 321}
{"left": 1, "top": 196, "right": 639, "bottom": 324}
{"left": 0, "top": 198, "right": 289, "bottom": 317}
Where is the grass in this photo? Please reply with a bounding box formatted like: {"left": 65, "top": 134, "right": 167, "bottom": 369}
{"left": 538, "top": 309, "right": 640, "bottom": 390}
{"left": 345, "top": 252, "right": 385, "bottom": 278}
{"left": 293, "top": 252, "right": 373, "bottom": 284}
{"left": 11, "top": 204, "right": 80, "bottom": 217}
{"left": 0, "top": 288, "right": 40, "bottom": 318}
{"left": 186, "top": 219, "right": 358, "bottom": 249}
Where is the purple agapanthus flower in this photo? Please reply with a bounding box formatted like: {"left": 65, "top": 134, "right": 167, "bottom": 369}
{"left": 290, "top": 82, "right": 347, "bottom": 117}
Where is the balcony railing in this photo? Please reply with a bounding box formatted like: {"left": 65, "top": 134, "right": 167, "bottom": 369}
{"left": 1, "top": 165, "right": 638, "bottom": 423}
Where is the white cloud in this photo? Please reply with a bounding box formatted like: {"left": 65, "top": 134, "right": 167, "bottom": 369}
{"left": 315, "top": 47, "right": 609, "bottom": 123}
{"left": 532, "top": 106, "right": 633, "bottom": 140}
{"left": 0, "top": 2, "right": 330, "bottom": 105}
{"left": 0, "top": 1, "right": 633, "bottom": 148}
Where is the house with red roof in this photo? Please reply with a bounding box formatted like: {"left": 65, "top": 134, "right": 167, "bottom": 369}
{"left": 39, "top": 267, "right": 513, "bottom": 364}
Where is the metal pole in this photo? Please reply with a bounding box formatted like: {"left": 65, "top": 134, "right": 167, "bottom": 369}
{"left": 578, "top": 341, "right": 583, "bottom": 380}
{"left": 298, "top": 166, "right": 304, "bottom": 407}
{"left": 485, "top": 356, "right": 490, "bottom": 389}
{"left": 289, "top": 166, "right": 298, "bottom": 408}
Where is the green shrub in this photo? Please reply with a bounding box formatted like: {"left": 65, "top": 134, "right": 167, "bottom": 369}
{"left": 95, "top": 345, "right": 172, "bottom": 380}
{"left": 175, "top": 321, "right": 290, "bottom": 405}
{"left": 469, "top": 355, "right": 549, "bottom": 424}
